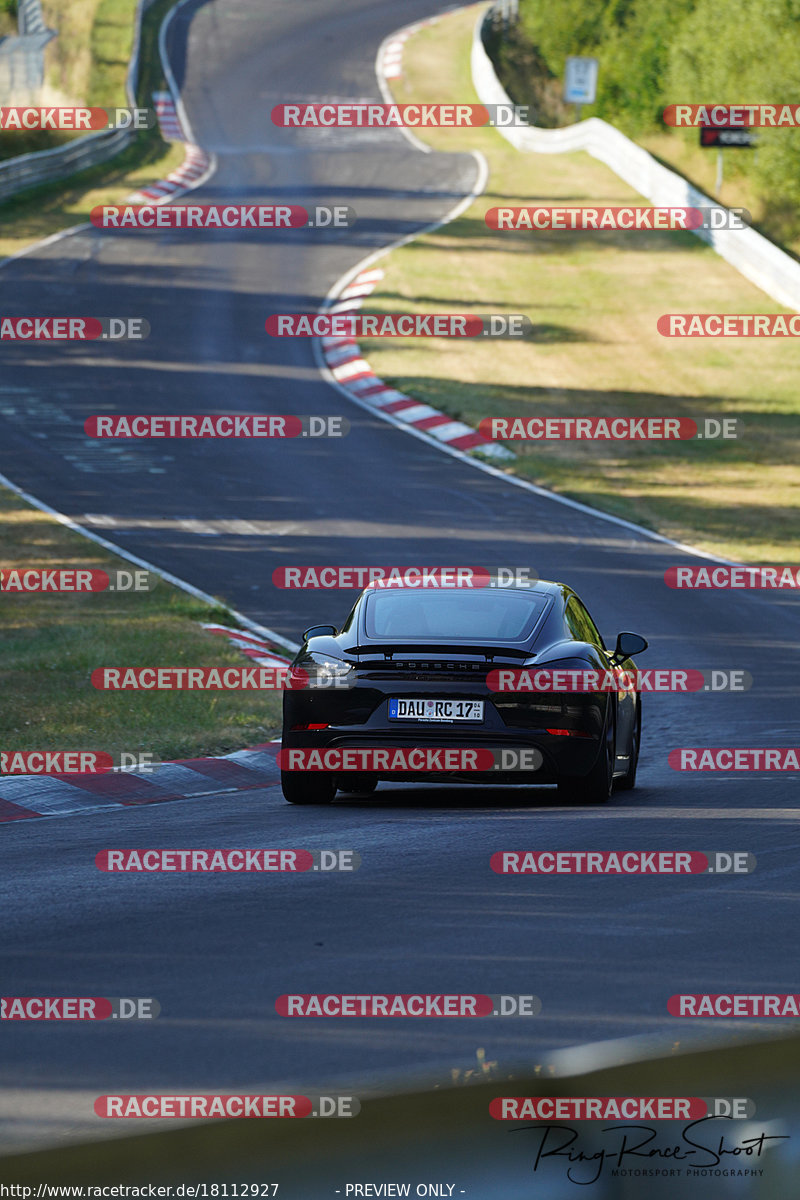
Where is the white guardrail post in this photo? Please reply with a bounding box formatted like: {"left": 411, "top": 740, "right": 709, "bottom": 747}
{"left": 0, "top": 0, "right": 147, "bottom": 203}
{"left": 0, "top": 0, "right": 56, "bottom": 104}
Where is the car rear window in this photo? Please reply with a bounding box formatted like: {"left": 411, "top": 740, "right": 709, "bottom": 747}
{"left": 364, "top": 589, "right": 548, "bottom": 641}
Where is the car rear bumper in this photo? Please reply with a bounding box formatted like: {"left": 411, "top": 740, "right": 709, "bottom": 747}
{"left": 279, "top": 727, "right": 604, "bottom": 783}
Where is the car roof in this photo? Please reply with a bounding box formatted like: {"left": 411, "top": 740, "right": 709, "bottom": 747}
{"left": 361, "top": 579, "right": 571, "bottom": 599}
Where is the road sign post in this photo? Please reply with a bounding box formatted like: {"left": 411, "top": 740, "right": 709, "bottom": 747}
{"left": 564, "top": 56, "right": 598, "bottom": 122}
{"left": 698, "top": 126, "right": 757, "bottom": 197}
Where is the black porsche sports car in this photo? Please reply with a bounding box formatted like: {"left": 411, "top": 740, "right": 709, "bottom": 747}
{"left": 280, "top": 579, "right": 647, "bottom": 805}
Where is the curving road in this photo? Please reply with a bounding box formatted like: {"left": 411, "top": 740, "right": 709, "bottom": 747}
{"left": 1, "top": 0, "right": 800, "bottom": 1166}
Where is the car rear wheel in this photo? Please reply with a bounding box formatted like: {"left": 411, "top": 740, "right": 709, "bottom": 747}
{"left": 556, "top": 710, "right": 615, "bottom": 805}
{"left": 281, "top": 771, "right": 337, "bottom": 805}
{"left": 615, "top": 704, "right": 640, "bottom": 792}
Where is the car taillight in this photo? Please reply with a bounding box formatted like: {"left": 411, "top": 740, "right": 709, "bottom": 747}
{"left": 291, "top": 723, "right": 330, "bottom": 731}
{"left": 547, "top": 728, "right": 593, "bottom": 738}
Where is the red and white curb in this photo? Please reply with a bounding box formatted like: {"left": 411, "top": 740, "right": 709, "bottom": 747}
{"left": 153, "top": 90, "right": 183, "bottom": 140}
{"left": 0, "top": 627, "right": 293, "bottom": 824}
{"left": 378, "top": 13, "right": 443, "bottom": 79}
{"left": 319, "top": 268, "right": 514, "bottom": 461}
{"left": 200, "top": 623, "right": 292, "bottom": 671}
{"left": 127, "top": 91, "right": 214, "bottom": 203}
{"left": 0, "top": 744, "right": 282, "bottom": 824}
{"left": 379, "top": 35, "right": 406, "bottom": 80}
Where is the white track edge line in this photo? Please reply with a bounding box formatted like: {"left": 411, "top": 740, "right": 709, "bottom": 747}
{"left": 0, "top": 471, "right": 300, "bottom": 653}
{"left": 0, "top": 781, "right": 277, "bottom": 826}
{"left": 0, "top": 12, "right": 264, "bottom": 648}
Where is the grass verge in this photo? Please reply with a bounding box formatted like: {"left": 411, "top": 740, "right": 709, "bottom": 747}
{"left": 0, "top": 485, "right": 284, "bottom": 761}
{"left": 357, "top": 3, "right": 800, "bottom": 563}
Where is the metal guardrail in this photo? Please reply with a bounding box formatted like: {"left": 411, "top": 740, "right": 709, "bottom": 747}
{"left": 0, "top": 125, "right": 134, "bottom": 201}
{"left": 475, "top": 4, "right": 800, "bottom": 313}
{"left": 0, "top": 0, "right": 147, "bottom": 203}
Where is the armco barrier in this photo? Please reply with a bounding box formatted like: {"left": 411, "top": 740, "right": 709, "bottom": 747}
{"left": 0, "top": 0, "right": 146, "bottom": 203}
{"left": 474, "top": 4, "right": 800, "bottom": 313}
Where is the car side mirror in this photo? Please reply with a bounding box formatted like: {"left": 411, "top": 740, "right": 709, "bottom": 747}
{"left": 302, "top": 624, "right": 337, "bottom": 641}
{"left": 610, "top": 631, "right": 648, "bottom": 663}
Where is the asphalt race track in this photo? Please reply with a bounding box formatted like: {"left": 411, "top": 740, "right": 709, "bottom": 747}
{"left": 1, "top": 0, "right": 800, "bottom": 1161}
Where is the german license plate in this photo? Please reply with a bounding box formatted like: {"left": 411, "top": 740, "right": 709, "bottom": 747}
{"left": 388, "top": 698, "right": 484, "bottom": 722}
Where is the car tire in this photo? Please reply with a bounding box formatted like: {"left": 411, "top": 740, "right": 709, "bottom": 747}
{"left": 556, "top": 709, "right": 615, "bottom": 805}
{"left": 281, "top": 770, "right": 337, "bottom": 805}
{"left": 614, "top": 703, "right": 640, "bottom": 792}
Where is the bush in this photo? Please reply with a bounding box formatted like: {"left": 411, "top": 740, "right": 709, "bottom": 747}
{"left": 501, "top": 0, "right": 800, "bottom": 222}
{"left": 667, "top": 0, "right": 800, "bottom": 213}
